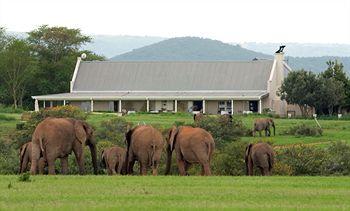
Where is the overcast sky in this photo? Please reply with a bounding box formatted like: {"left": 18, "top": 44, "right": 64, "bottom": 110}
{"left": 0, "top": 0, "right": 349, "bottom": 44}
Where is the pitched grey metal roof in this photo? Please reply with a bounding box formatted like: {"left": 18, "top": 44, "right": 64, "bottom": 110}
{"left": 32, "top": 91, "right": 268, "bottom": 101}
{"left": 72, "top": 60, "right": 273, "bottom": 92}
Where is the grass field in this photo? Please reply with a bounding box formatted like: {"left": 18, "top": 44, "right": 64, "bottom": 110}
{"left": 2, "top": 112, "right": 350, "bottom": 147}
{"left": 1, "top": 175, "right": 350, "bottom": 210}
{"left": 86, "top": 112, "right": 350, "bottom": 147}
{"left": 1, "top": 112, "right": 350, "bottom": 209}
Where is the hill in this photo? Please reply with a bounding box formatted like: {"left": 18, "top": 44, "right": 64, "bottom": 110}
{"left": 111, "top": 37, "right": 350, "bottom": 72}
{"left": 83, "top": 35, "right": 165, "bottom": 58}
{"left": 111, "top": 37, "right": 272, "bottom": 61}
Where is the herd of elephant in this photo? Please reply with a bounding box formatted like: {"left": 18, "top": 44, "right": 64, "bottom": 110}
{"left": 18, "top": 116, "right": 276, "bottom": 176}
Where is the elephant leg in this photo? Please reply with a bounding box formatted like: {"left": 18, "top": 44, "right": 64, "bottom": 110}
{"left": 152, "top": 160, "right": 159, "bottom": 176}
{"left": 116, "top": 161, "right": 123, "bottom": 175}
{"left": 140, "top": 162, "right": 147, "bottom": 176}
{"left": 259, "top": 167, "right": 265, "bottom": 176}
{"left": 202, "top": 163, "right": 211, "bottom": 176}
{"left": 263, "top": 168, "right": 270, "bottom": 176}
{"left": 248, "top": 158, "right": 254, "bottom": 176}
{"left": 60, "top": 156, "right": 69, "bottom": 175}
{"left": 110, "top": 159, "right": 117, "bottom": 175}
{"left": 20, "top": 155, "right": 29, "bottom": 173}
{"left": 73, "top": 142, "right": 85, "bottom": 175}
{"left": 184, "top": 161, "right": 191, "bottom": 176}
{"left": 30, "top": 143, "right": 41, "bottom": 175}
{"left": 176, "top": 159, "right": 186, "bottom": 176}
{"left": 38, "top": 158, "right": 46, "bottom": 174}
{"left": 47, "top": 158, "right": 56, "bottom": 175}
{"left": 127, "top": 151, "right": 135, "bottom": 174}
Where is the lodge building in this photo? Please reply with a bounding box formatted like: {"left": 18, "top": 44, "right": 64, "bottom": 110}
{"left": 32, "top": 51, "right": 298, "bottom": 116}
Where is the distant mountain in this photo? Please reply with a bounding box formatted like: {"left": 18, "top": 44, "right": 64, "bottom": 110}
{"left": 240, "top": 42, "right": 350, "bottom": 57}
{"left": 83, "top": 35, "right": 165, "bottom": 58}
{"left": 111, "top": 37, "right": 272, "bottom": 61}
{"left": 111, "top": 37, "right": 350, "bottom": 73}
{"left": 286, "top": 56, "right": 350, "bottom": 72}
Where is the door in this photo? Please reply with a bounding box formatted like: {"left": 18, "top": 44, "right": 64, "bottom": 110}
{"left": 192, "top": 101, "right": 203, "bottom": 111}
{"left": 249, "top": 101, "right": 258, "bottom": 112}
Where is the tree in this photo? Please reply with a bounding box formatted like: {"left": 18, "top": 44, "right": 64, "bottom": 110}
{"left": 320, "top": 60, "right": 350, "bottom": 111}
{"left": 0, "top": 39, "right": 36, "bottom": 108}
{"left": 27, "top": 25, "right": 91, "bottom": 62}
{"left": 278, "top": 70, "right": 319, "bottom": 117}
{"left": 314, "top": 77, "right": 345, "bottom": 115}
{"left": 27, "top": 26, "right": 104, "bottom": 99}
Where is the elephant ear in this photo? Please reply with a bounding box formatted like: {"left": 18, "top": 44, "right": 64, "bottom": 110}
{"left": 168, "top": 126, "right": 179, "bottom": 151}
{"left": 75, "top": 121, "right": 87, "bottom": 145}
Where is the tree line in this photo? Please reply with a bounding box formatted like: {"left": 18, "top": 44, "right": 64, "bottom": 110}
{"left": 279, "top": 60, "right": 349, "bottom": 117}
{"left": 0, "top": 25, "right": 105, "bottom": 109}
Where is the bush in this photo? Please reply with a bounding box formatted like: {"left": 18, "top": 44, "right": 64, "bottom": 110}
{"left": 322, "top": 141, "right": 350, "bottom": 175}
{"left": 276, "top": 144, "right": 327, "bottom": 175}
{"left": 0, "top": 139, "right": 19, "bottom": 174}
{"left": 273, "top": 161, "right": 294, "bottom": 176}
{"left": 18, "top": 172, "right": 31, "bottom": 182}
{"left": 95, "top": 117, "right": 131, "bottom": 146}
{"left": 283, "top": 123, "right": 322, "bottom": 137}
{"left": 195, "top": 115, "right": 247, "bottom": 148}
{"left": 212, "top": 141, "right": 246, "bottom": 176}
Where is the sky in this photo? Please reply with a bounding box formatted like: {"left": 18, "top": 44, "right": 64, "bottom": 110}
{"left": 0, "top": 0, "right": 349, "bottom": 44}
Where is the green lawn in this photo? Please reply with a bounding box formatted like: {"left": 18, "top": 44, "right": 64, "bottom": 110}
{"left": 0, "top": 113, "right": 21, "bottom": 141}
{"left": 87, "top": 113, "right": 350, "bottom": 147}
{"left": 1, "top": 175, "right": 350, "bottom": 210}
{"left": 2, "top": 112, "right": 350, "bottom": 147}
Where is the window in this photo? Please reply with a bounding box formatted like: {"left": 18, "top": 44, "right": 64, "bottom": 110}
{"left": 218, "top": 101, "right": 232, "bottom": 114}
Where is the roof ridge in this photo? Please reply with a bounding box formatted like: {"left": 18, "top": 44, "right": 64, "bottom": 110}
{"left": 81, "top": 60, "right": 273, "bottom": 63}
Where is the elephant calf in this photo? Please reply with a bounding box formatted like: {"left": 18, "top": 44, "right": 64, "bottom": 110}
{"left": 253, "top": 118, "right": 275, "bottom": 137}
{"left": 101, "top": 146, "right": 126, "bottom": 175}
{"left": 19, "top": 142, "right": 46, "bottom": 174}
{"left": 245, "top": 142, "right": 275, "bottom": 176}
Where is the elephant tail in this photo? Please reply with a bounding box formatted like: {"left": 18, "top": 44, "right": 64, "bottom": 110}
{"left": 149, "top": 143, "right": 156, "bottom": 167}
{"left": 268, "top": 152, "right": 274, "bottom": 171}
{"left": 39, "top": 137, "right": 44, "bottom": 154}
{"left": 206, "top": 140, "right": 215, "bottom": 162}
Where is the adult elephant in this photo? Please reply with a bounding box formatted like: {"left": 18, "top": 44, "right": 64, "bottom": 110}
{"left": 165, "top": 126, "right": 215, "bottom": 176}
{"left": 101, "top": 146, "right": 126, "bottom": 175}
{"left": 253, "top": 118, "right": 275, "bottom": 137}
{"left": 19, "top": 142, "right": 46, "bottom": 174}
{"left": 125, "top": 125, "right": 163, "bottom": 175}
{"left": 30, "top": 117, "right": 98, "bottom": 175}
{"left": 245, "top": 142, "right": 274, "bottom": 176}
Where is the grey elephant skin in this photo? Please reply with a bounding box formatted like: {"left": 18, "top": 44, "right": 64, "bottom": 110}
{"left": 125, "top": 125, "right": 164, "bottom": 176}
{"left": 253, "top": 118, "right": 275, "bottom": 136}
{"left": 101, "top": 146, "right": 126, "bottom": 175}
{"left": 245, "top": 142, "right": 275, "bottom": 176}
{"left": 165, "top": 126, "right": 215, "bottom": 176}
{"left": 19, "top": 142, "right": 46, "bottom": 174}
{"left": 30, "top": 117, "right": 98, "bottom": 175}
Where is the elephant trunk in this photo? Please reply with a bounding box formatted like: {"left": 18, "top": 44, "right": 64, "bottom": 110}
{"left": 165, "top": 145, "right": 172, "bottom": 175}
{"left": 272, "top": 123, "right": 275, "bottom": 136}
{"left": 89, "top": 143, "right": 98, "bottom": 175}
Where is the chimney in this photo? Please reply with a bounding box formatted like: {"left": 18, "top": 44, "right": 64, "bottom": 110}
{"left": 274, "top": 45, "right": 286, "bottom": 62}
